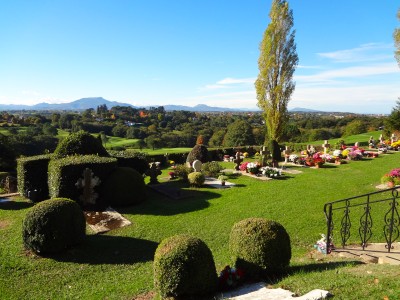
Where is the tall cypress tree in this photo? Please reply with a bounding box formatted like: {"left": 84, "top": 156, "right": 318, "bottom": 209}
{"left": 255, "top": 0, "right": 298, "bottom": 162}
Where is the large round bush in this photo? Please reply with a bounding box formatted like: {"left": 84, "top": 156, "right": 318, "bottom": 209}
{"left": 186, "top": 144, "right": 209, "bottom": 165}
{"left": 22, "top": 198, "right": 86, "bottom": 254}
{"left": 100, "top": 167, "right": 146, "bottom": 207}
{"left": 54, "top": 130, "right": 109, "bottom": 158}
{"left": 154, "top": 234, "right": 217, "bottom": 299}
{"left": 188, "top": 171, "right": 205, "bottom": 187}
{"left": 229, "top": 218, "right": 291, "bottom": 278}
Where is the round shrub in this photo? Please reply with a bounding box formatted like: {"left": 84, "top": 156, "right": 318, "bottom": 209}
{"left": 186, "top": 144, "right": 210, "bottom": 165}
{"left": 202, "top": 161, "right": 223, "bottom": 177}
{"left": 188, "top": 172, "right": 205, "bottom": 187}
{"left": 22, "top": 198, "right": 86, "bottom": 254}
{"left": 229, "top": 218, "right": 291, "bottom": 278}
{"left": 54, "top": 130, "right": 109, "bottom": 158}
{"left": 100, "top": 167, "right": 146, "bottom": 207}
{"left": 174, "top": 164, "right": 193, "bottom": 181}
{"left": 154, "top": 234, "right": 217, "bottom": 299}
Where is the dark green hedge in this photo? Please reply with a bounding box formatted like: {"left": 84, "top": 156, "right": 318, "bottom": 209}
{"left": 54, "top": 130, "right": 109, "bottom": 158}
{"left": 22, "top": 198, "right": 86, "bottom": 254}
{"left": 108, "top": 150, "right": 149, "bottom": 175}
{"left": 48, "top": 155, "right": 117, "bottom": 206}
{"left": 17, "top": 154, "right": 53, "bottom": 200}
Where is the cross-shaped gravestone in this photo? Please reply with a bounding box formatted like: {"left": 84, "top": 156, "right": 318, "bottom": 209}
{"left": 322, "top": 140, "right": 330, "bottom": 154}
{"left": 283, "top": 146, "right": 291, "bottom": 164}
{"left": 233, "top": 151, "right": 243, "bottom": 170}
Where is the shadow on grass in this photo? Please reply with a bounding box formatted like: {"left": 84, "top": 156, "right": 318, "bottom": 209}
{"left": 52, "top": 234, "right": 158, "bottom": 265}
{"left": 118, "top": 183, "right": 222, "bottom": 216}
{"left": 263, "top": 260, "right": 363, "bottom": 284}
{"left": 0, "top": 198, "right": 33, "bottom": 210}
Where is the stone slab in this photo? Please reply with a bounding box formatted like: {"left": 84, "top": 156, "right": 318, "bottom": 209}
{"left": 204, "top": 177, "right": 235, "bottom": 189}
{"left": 84, "top": 207, "right": 131, "bottom": 234}
{"left": 219, "top": 283, "right": 331, "bottom": 300}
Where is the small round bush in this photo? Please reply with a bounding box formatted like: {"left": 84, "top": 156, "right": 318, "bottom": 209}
{"left": 202, "top": 161, "right": 223, "bottom": 177}
{"left": 154, "top": 234, "right": 217, "bottom": 299}
{"left": 22, "top": 198, "right": 86, "bottom": 254}
{"left": 229, "top": 218, "right": 291, "bottom": 278}
{"left": 54, "top": 130, "right": 109, "bottom": 158}
{"left": 186, "top": 144, "right": 210, "bottom": 165}
{"left": 100, "top": 167, "right": 146, "bottom": 207}
{"left": 188, "top": 172, "right": 205, "bottom": 187}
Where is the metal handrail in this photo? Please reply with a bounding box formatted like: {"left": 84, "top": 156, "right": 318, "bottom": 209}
{"left": 324, "top": 187, "right": 400, "bottom": 253}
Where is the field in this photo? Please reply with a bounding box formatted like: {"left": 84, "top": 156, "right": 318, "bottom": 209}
{"left": 1, "top": 142, "right": 400, "bottom": 299}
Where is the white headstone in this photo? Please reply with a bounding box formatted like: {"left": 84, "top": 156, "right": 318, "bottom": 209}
{"left": 192, "top": 160, "right": 202, "bottom": 172}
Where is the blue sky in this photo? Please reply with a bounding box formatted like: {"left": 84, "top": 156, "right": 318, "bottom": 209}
{"left": 1, "top": 1, "right": 399, "bottom": 113}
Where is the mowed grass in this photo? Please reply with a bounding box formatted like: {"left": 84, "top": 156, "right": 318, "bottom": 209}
{"left": 1, "top": 144, "right": 400, "bottom": 299}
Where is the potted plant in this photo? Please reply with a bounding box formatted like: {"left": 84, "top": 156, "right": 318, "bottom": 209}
{"left": 218, "top": 175, "right": 228, "bottom": 186}
{"left": 381, "top": 174, "right": 395, "bottom": 187}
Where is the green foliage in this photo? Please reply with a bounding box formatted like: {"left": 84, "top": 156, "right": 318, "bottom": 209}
{"left": 186, "top": 144, "right": 209, "bottom": 165}
{"left": 173, "top": 164, "right": 193, "bottom": 181}
{"left": 54, "top": 130, "right": 109, "bottom": 158}
{"left": 202, "top": 161, "right": 223, "bottom": 177}
{"left": 17, "top": 154, "right": 53, "bottom": 200}
{"left": 22, "top": 198, "right": 85, "bottom": 254}
{"left": 100, "top": 167, "right": 146, "bottom": 207}
{"left": 229, "top": 218, "right": 291, "bottom": 278}
{"left": 342, "top": 120, "right": 367, "bottom": 137}
{"left": 108, "top": 150, "right": 149, "bottom": 174}
{"left": 188, "top": 171, "right": 205, "bottom": 187}
{"left": 269, "top": 140, "right": 282, "bottom": 162}
{"left": 223, "top": 120, "right": 255, "bottom": 147}
{"left": 255, "top": 0, "right": 298, "bottom": 143}
{"left": 48, "top": 155, "right": 117, "bottom": 205}
{"left": 153, "top": 234, "right": 217, "bottom": 299}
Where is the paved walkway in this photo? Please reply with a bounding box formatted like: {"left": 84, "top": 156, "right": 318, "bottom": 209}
{"left": 332, "top": 242, "right": 400, "bottom": 265}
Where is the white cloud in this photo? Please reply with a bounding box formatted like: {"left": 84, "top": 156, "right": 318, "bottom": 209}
{"left": 295, "top": 62, "right": 400, "bottom": 84}
{"left": 317, "top": 43, "right": 394, "bottom": 63}
{"left": 200, "top": 77, "right": 255, "bottom": 90}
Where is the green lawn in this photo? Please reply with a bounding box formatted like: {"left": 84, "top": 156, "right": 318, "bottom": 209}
{"left": 1, "top": 143, "right": 400, "bottom": 299}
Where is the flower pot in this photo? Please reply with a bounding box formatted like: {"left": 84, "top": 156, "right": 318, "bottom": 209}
{"left": 387, "top": 181, "right": 395, "bottom": 188}
{"left": 221, "top": 181, "right": 226, "bottom": 186}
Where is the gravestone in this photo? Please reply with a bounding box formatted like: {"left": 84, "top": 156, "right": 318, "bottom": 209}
{"left": 283, "top": 146, "right": 291, "bottom": 164}
{"left": 233, "top": 151, "right": 243, "bottom": 170}
{"left": 322, "top": 140, "right": 330, "bottom": 154}
{"left": 192, "top": 160, "right": 202, "bottom": 172}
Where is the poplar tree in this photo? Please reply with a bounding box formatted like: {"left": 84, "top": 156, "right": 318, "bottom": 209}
{"left": 255, "top": 0, "right": 298, "bottom": 162}
{"left": 394, "top": 8, "right": 400, "bottom": 66}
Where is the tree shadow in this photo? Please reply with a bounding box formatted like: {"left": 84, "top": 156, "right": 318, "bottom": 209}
{"left": 0, "top": 198, "right": 34, "bottom": 210}
{"left": 51, "top": 234, "right": 158, "bottom": 265}
{"left": 117, "top": 183, "right": 221, "bottom": 216}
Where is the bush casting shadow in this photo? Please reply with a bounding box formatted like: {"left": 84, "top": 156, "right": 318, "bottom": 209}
{"left": 120, "top": 185, "right": 221, "bottom": 216}
{"left": 51, "top": 235, "right": 158, "bottom": 265}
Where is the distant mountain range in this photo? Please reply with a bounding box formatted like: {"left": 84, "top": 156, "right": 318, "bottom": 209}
{"left": 0, "top": 97, "right": 257, "bottom": 112}
{"left": 0, "top": 97, "right": 330, "bottom": 113}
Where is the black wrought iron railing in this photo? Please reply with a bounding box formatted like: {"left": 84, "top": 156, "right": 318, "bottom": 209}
{"left": 324, "top": 187, "right": 400, "bottom": 254}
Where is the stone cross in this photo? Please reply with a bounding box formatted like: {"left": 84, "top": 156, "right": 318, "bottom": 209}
{"left": 283, "top": 146, "right": 291, "bottom": 164}
{"left": 233, "top": 151, "right": 243, "bottom": 170}
{"left": 322, "top": 140, "right": 330, "bottom": 154}
{"left": 391, "top": 133, "right": 397, "bottom": 144}
{"left": 75, "top": 168, "right": 100, "bottom": 206}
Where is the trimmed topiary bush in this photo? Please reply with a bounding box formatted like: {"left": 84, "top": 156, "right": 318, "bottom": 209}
{"left": 229, "top": 218, "right": 291, "bottom": 279}
{"left": 154, "top": 234, "right": 217, "bottom": 299}
{"left": 202, "top": 161, "right": 223, "bottom": 177}
{"left": 48, "top": 155, "right": 117, "bottom": 206}
{"left": 186, "top": 144, "right": 210, "bottom": 166}
{"left": 100, "top": 167, "right": 146, "bottom": 207}
{"left": 188, "top": 172, "right": 205, "bottom": 187}
{"left": 17, "top": 154, "right": 52, "bottom": 201}
{"left": 108, "top": 150, "right": 149, "bottom": 175}
{"left": 22, "top": 198, "right": 86, "bottom": 254}
{"left": 174, "top": 164, "right": 193, "bottom": 181}
{"left": 54, "top": 130, "right": 109, "bottom": 158}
